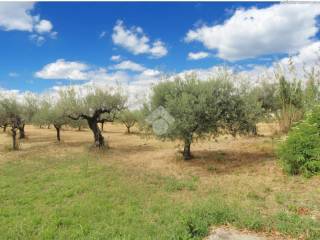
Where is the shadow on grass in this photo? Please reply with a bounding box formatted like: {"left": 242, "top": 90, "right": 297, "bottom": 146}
{"left": 184, "top": 149, "right": 275, "bottom": 174}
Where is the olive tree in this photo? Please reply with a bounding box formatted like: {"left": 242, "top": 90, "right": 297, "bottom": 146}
{"left": 98, "top": 110, "right": 119, "bottom": 132}
{"left": 69, "top": 118, "right": 87, "bottom": 131}
{"left": 48, "top": 90, "right": 73, "bottom": 142}
{"left": 32, "top": 91, "right": 72, "bottom": 142}
{"left": 12, "top": 92, "right": 40, "bottom": 138}
{"left": 148, "top": 74, "right": 258, "bottom": 160}
{"left": 49, "top": 105, "right": 69, "bottom": 142}
{"left": 119, "top": 109, "right": 139, "bottom": 133}
{"left": 68, "top": 87, "right": 126, "bottom": 147}
{"left": 254, "top": 80, "right": 279, "bottom": 118}
{"left": 22, "top": 93, "right": 39, "bottom": 124}
{"left": 32, "top": 98, "right": 52, "bottom": 129}
{"left": 0, "top": 96, "right": 24, "bottom": 149}
{"left": 0, "top": 103, "right": 8, "bottom": 132}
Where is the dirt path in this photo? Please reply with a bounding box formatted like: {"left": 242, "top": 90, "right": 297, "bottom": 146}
{"left": 206, "top": 227, "right": 292, "bottom": 240}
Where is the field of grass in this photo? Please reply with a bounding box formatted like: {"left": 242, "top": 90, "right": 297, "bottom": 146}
{"left": 0, "top": 124, "right": 320, "bottom": 239}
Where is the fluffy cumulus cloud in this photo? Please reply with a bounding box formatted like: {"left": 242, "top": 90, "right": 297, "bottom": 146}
{"left": 0, "top": 88, "right": 21, "bottom": 97}
{"left": 110, "top": 55, "right": 121, "bottom": 62}
{"left": 234, "top": 41, "right": 320, "bottom": 84}
{"left": 0, "top": 2, "right": 57, "bottom": 44}
{"left": 0, "top": 88, "right": 29, "bottom": 103}
{"left": 280, "top": 41, "right": 320, "bottom": 67}
{"left": 185, "top": 3, "right": 320, "bottom": 61}
{"left": 188, "top": 51, "right": 210, "bottom": 60}
{"left": 141, "top": 69, "right": 160, "bottom": 77}
{"left": 173, "top": 66, "right": 234, "bottom": 82}
{"left": 112, "top": 20, "right": 168, "bottom": 58}
{"left": 34, "top": 58, "right": 163, "bottom": 108}
{"left": 35, "top": 59, "right": 89, "bottom": 80}
{"left": 34, "top": 19, "right": 53, "bottom": 34}
{"left": 112, "top": 60, "right": 146, "bottom": 72}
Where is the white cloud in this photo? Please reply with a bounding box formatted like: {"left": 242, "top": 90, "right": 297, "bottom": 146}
{"left": 280, "top": 41, "right": 320, "bottom": 67}
{"left": 35, "top": 59, "right": 89, "bottom": 80}
{"left": 112, "top": 20, "right": 168, "bottom": 58}
{"left": 34, "top": 19, "right": 53, "bottom": 34}
{"left": 113, "top": 60, "right": 146, "bottom": 72}
{"left": 185, "top": 3, "right": 320, "bottom": 61}
{"left": 110, "top": 55, "right": 121, "bottom": 62}
{"left": 149, "top": 40, "right": 168, "bottom": 58}
{"left": 173, "top": 66, "right": 234, "bottom": 81}
{"left": 87, "top": 69, "right": 130, "bottom": 84}
{"left": 0, "top": 2, "right": 34, "bottom": 32}
{"left": 188, "top": 51, "right": 209, "bottom": 60}
{"left": 141, "top": 69, "right": 161, "bottom": 77}
{"left": 35, "top": 58, "right": 163, "bottom": 109}
{"left": 0, "top": 88, "right": 27, "bottom": 102}
{"left": 0, "top": 2, "right": 57, "bottom": 44}
{"left": 234, "top": 41, "right": 320, "bottom": 84}
{"left": 35, "top": 59, "right": 148, "bottom": 83}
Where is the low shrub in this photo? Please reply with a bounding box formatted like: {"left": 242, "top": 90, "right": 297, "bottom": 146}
{"left": 277, "top": 106, "right": 320, "bottom": 176}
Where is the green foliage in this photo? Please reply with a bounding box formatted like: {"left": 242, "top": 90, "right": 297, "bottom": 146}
{"left": 278, "top": 105, "right": 320, "bottom": 176}
{"left": 254, "top": 80, "right": 280, "bottom": 116}
{"left": 304, "top": 67, "right": 320, "bottom": 111}
{"left": 32, "top": 98, "right": 52, "bottom": 127}
{"left": 277, "top": 75, "right": 304, "bottom": 133}
{"left": 149, "top": 73, "right": 259, "bottom": 159}
{"left": 63, "top": 87, "right": 126, "bottom": 126}
{"left": 0, "top": 95, "right": 22, "bottom": 119}
{"left": 83, "top": 87, "right": 126, "bottom": 115}
{"left": 118, "top": 109, "right": 139, "bottom": 133}
{"left": 68, "top": 118, "right": 87, "bottom": 130}
{"left": 22, "top": 92, "right": 39, "bottom": 124}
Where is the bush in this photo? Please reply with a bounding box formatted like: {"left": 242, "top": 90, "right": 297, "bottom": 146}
{"left": 278, "top": 106, "right": 320, "bottom": 176}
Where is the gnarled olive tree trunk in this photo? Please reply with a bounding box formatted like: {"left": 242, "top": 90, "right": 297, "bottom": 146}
{"left": 19, "top": 123, "right": 25, "bottom": 139}
{"left": 88, "top": 118, "right": 105, "bottom": 147}
{"left": 69, "top": 108, "right": 114, "bottom": 148}
{"left": 183, "top": 139, "right": 191, "bottom": 160}
{"left": 10, "top": 116, "right": 23, "bottom": 150}
{"left": 182, "top": 132, "right": 194, "bottom": 160}
{"left": 11, "top": 128, "right": 18, "bottom": 150}
{"left": 54, "top": 124, "right": 61, "bottom": 142}
{"left": 3, "top": 123, "right": 7, "bottom": 132}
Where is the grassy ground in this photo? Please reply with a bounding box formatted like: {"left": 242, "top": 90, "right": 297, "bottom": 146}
{"left": 0, "top": 124, "right": 319, "bottom": 239}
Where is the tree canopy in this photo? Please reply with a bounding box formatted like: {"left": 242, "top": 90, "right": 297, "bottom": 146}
{"left": 148, "top": 74, "right": 259, "bottom": 160}
{"left": 68, "top": 87, "right": 126, "bottom": 147}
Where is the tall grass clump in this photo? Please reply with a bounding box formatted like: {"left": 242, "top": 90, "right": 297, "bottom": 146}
{"left": 278, "top": 105, "right": 320, "bottom": 176}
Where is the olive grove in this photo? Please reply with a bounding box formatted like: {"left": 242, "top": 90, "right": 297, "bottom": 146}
{"left": 0, "top": 96, "right": 25, "bottom": 149}
{"left": 1, "top": 60, "right": 320, "bottom": 172}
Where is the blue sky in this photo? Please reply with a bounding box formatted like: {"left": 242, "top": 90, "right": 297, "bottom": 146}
{"left": 0, "top": 2, "right": 320, "bottom": 98}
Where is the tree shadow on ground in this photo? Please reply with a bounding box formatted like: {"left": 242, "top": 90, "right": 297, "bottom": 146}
{"left": 108, "top": 143, "right": 158, "bottom": 155}
{"left": 185, "top": 149, "right": 275, "bottom": 174}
